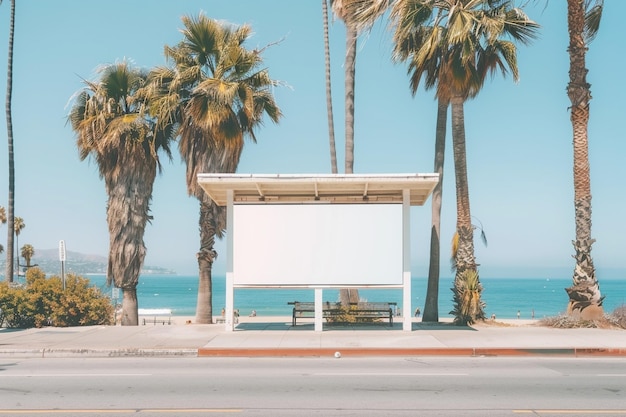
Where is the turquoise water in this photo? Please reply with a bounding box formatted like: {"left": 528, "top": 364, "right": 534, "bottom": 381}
{"left": 87, "top": 274, "right": 626, "bottom": 320}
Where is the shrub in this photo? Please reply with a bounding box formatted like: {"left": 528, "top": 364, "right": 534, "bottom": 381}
{"left": 539, "top": 315, "right": 601, "bottom": 328}
{"left": 610, "top": 305, "right": 626, "bottom": 329}
{"left": 450, "top": 269, "right": 486, "bottom": 326}
{"left": 0, "top": 282, "right": 36, "bottom": 328}
{"left": 51, "top": 274, "right": 115, "bottom": 327}
{"left": 0, "top": 268, "right": 114, "bottom": 328}
{"left": 539, "top": 307, "right": 626, "bottom": 330}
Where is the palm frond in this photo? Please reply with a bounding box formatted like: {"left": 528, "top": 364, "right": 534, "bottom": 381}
{"left": 584, "top": 0, "right": 603, "bottom": 43}
{"left": 450, "top": 231, "right": 459, "bottom": 270}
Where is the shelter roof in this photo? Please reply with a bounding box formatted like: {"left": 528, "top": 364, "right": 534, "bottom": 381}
{"left": 197, "top": 173, "right": 439, "bottom": 206}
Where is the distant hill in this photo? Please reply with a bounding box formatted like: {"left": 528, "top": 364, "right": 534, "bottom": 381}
{"left": 0, "top": 249, "right": 176, "bottom": 276}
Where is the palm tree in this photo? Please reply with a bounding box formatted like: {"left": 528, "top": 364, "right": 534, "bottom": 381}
{"left": 2, "top": 0, "right": 16, "bottom": 283}
{"left": 446, "top": 1, "right": 538, "bottom": 325}
{"left": 20, "top": 243, "right": 34, "bottom": 269}
{"left": 146, "top": 14, "right": 282, "bottom": 324}
{"left": 564, "top": 0, "right": 604, "bottom": 320}
{"left": 355, "top": 0, "right": 538, "bottom": 324}
{"left": 68, "top": 61, "right": 174, "bottom": 325}
{"left": 13, "top": 216, "right": 24, "bottom": 276}
{"left": 323, "top": 0, "right": 339, "bottom": 174}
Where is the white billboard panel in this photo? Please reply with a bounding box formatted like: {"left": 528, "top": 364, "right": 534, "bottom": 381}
{"left": 232, "top": 204, "right": 403, "bottom": 286}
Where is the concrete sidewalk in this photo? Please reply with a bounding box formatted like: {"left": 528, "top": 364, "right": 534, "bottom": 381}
{"left": 1, "top": 318, "right": 626, "bottom": 358}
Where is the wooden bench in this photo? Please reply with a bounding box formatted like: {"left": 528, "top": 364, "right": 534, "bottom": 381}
{"left": 288, "top": 301, "right": 396, "bottom": 327}
{"left": 138, "top": 308, "right": 172, "bottom": 325}
{"left": 288, "top": 301, "right": 342, "bottom": 326}
{"left": 347, "top": 302, "right": 396, "bottom": 326}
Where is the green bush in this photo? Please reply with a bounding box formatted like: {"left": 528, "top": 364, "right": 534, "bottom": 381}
{"left": 0, "top": 268, "right": 114, "bottom": 328}
{"left": 0, "top": 282, "right": 36, "bottom": 328}
{"left": 450, "top": 269, "right": 486, "bottom": 326}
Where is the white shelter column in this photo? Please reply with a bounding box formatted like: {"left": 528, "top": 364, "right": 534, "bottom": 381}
{"left": 314, "top": 288, "right": 323, "bottom": 332}
{"left": 402, "top": 189, "right": 412, "bottom": 331}
{"left": 225, "top": 189, "right": 235, "bottom": 331}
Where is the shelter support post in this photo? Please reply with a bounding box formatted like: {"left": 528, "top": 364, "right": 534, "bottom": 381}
{"left": 402, "top": 189, "right": 412, "bottom": 331}
{"left": 225, "top": 189, "right": 235, "bottom": 331}
{"left": 314, "top": 288, "right": 323, "bottom": 332}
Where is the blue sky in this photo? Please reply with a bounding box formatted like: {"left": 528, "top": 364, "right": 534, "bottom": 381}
{"left": 0, "top": 1, "right": 624, "bottom": 279}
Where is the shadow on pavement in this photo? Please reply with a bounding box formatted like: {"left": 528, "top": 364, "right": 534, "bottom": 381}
{"left": 234, "top": 320, "right": 477, "bottom": 332}
{"left": 0, "top": 328, "right": 27, "bottom": 333}
{"left": 414, "top": 322, "right": 477, "bottom": 331}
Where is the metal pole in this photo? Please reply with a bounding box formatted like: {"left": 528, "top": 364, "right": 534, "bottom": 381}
{"left": 59, "top": 240, "right": 66, "bottom": 290}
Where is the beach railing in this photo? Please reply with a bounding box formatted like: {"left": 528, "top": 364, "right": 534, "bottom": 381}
{"left": 138, "top": 308, "right": 172, "bottom": 325}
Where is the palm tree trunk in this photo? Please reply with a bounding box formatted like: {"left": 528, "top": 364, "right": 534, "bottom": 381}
{"left": 4, "top": 0, "right": 16, "bottom": 283}
{"left": 450, "top": 97, "right": 475, "bottom": 272}
{"left": 323, "top": 0, "right": 338, "bottom": 174}
{"left": 195, "top": 199, "right": 218, "bottom": 324}
{"left": 343, "top": 24, "right": 356, "bottom": 174}
{"left": 192, "top": 211, "right": 215, "bottom": 325}
{"left": 450, "top": 96, "right": 483, "bottom": 325}
{"left": 105, "top": 159, "right": 154, "bottom": 326}
{"left": 423, "top": 98, "right": 448, "bottom": 322}
{"left": 565, "top": 0, "right": 603, "bottom": 319}
{"left": 120, "top": 288, "right": 139, "bottom": 326}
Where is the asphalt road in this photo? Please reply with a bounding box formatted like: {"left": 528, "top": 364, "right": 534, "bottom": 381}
{"left": 1, "top": 356, "right": 625, "bottom": 416}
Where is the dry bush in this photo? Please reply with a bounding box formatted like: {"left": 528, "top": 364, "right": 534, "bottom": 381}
{"left": 610, "top": 305, "right": 626, "bottom": 329}
{"left": 539, "top": 308, "right": 626, "bottom": 330}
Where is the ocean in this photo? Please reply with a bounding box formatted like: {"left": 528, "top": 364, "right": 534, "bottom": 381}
{"left": 86, "top": 274, "right": 626, "bottom": 320}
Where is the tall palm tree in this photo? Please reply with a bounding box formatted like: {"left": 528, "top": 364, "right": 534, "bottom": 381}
{"left": 444, "top": 1, "right": 538, "bottom": 325}
{"left": 323, "top": 0, "right": 339, "bottom": 174}
{"left": 68, "top": 61, "right": 174, "bottom": 325}
{"left": 354, "top": 0, "right": 538, "bottom": 324}
{"left": 2, "top": 0, "right": 16, "bottom": 283}
{"left": 20, "top": 243, "right": 34, "bottom": 268}
{"left": 564, "top": 0, "right": 604, "bottom": 320}
{"left": 13, "top": 216, "right": 23, "bottom": 276}
{"left": 146, "top": 14, "right": 282, "bottom": 324}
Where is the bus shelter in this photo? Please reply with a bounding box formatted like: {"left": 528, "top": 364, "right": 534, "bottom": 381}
{"left": 197, "top": 173, "right": 438, "bottom": 332}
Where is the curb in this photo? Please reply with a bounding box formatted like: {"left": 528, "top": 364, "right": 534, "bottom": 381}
{"left": 3, "top": 347, "right": 626, "bottom": 359}
{"left": 197, "top": 347, "right": 626, "bottom": 358}
{"left": 0, "top": 348, "right": 199, "bottom": 358}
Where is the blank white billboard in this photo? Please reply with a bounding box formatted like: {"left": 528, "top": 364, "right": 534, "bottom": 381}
{"left": 232, "top": 204, "right": 403, "bottom": 286}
